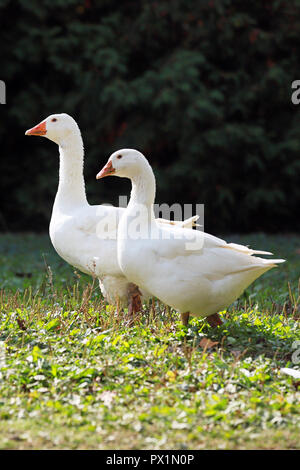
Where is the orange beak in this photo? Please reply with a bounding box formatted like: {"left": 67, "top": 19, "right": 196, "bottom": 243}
{"left": 96, "top": 160, "right": 115, "bottom": 179}
{"left": 25, "top": 120, "right": 47, "bottom": 136}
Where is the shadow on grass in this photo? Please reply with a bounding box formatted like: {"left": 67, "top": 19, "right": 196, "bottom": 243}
{"left": 186, "top": 311, "right": 298, "bottom": 363}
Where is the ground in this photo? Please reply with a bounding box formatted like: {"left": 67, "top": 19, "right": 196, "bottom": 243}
{"left": 0, "top": 232, "right": 299, "bottom": 450}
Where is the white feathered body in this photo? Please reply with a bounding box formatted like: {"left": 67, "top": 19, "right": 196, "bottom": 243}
{"left": 118, "top": 223, "right": 282, "bottom": 317}
{"left": 114, "top": 150, "right": 285, "bottom": 318}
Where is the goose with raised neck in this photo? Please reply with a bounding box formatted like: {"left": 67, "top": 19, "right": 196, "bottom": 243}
{"left": 97, "top": 148, "right": 285, "bottom": 327}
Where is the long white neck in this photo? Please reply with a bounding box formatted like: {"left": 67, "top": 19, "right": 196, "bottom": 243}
{"left": 53, "top": 131, "right": 88, "bottom": 212}
{"left": 118, "top": 158, "right": 161, "bottom": 245}
{"left": 129, "top": 163, "right": 156, "bottom": 209}
{"left": 127, "top": 161, "right": 156, "bottom": 226}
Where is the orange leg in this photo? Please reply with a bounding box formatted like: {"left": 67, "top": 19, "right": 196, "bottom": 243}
{"left": 181, "top": 312, "right": 190, "bottom": 327}
{"left": 127, "top": 283, "right": 142, "bottom": 325}
{"left": 206, "top": 313, "right": 223, "bottom": 327}
{"left": 132, "top": 292, "right": 142, "bottom": 313}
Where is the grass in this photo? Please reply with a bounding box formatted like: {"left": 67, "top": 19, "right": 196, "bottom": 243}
{"left": 0, "top": 232, "right": 299, "bottom": 450}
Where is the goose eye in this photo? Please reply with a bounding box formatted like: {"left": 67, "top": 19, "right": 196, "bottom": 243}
{"left": 117, "top": 155, "right": 122, "bottom": 159}
{"left": 51, "top": 118, "right": 57, "bottom": 122}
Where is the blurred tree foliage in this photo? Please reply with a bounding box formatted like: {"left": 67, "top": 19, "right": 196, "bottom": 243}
{"left": 0, "top": 0, "right": 300, "bottom": 233}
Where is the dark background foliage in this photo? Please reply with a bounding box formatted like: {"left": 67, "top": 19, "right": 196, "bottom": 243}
{"left": 0, "top": 0, "right": 299, "bottom": 233}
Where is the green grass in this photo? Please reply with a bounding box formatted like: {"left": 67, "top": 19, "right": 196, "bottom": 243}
{"left": 0, "top": 232, "right": 299, "bottom": 449}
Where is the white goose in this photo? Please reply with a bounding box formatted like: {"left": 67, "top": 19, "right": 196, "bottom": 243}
{"left": 25, "top": 114, "right": 198, "bottom": 314}
{"left": 97, "top": 149, "right": 285, "bottom": 326}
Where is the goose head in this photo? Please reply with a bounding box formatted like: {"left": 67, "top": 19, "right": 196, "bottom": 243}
{"left": 25, "top": 113, "right": 79, "bottom": 146}
{"left": 96, "top": 149, "right": 148, "bottom": 180}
